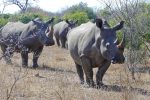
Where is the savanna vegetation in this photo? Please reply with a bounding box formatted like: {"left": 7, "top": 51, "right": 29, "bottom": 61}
{"left": 0, "top": 0, "right": 150, "bottom": 100}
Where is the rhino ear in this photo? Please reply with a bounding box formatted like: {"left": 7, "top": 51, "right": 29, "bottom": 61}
{"left": 32, "top": 19, "right": 40, "bottom": 25}
{"left": 96, "top": 18, "right": 103, "bottom": 29}
{"left": 46, "top": 17, "right": 55, "bottom": 24}
{"left": 103, "top": 20, "right": 110, "bottom": 27}
{"left": 113, "top": 21, "right": 124, "bottom": 31}
{"left": 65, "top": 19, "right": 70, "bottom": 25}
{"left": 75, "top": 20, "right": 78, "bottom": 24}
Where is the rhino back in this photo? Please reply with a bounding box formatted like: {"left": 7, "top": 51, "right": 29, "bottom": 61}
{"left": 1, "top": 22, "right": 25, "bottom": 38}
{"left": 19, "top": 21, "right": 37, "bottom": 39}
{"left": 0, "top": 21, "right": 41, "bottom": 49}
{"left": 68, "top": 22, "right": 104, "bottom": 66}
{"left": 54, "top": 21, "right": 69, "bottom": 37}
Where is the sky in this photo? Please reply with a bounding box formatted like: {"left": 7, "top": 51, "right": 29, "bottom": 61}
{"left": 0, "top": 0, "right": 104, "bottom": 14}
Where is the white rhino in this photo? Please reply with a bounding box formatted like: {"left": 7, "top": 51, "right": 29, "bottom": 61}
{"left": 67, "top": 18, "right": 125, "bottom": 87}
{"left": 0, "top": 17, "right": 55, "bottom": 68}
{"left": 53, "top": 20, "right": 78, "bottom": 48}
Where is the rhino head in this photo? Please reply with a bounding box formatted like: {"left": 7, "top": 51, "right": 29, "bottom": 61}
{"left": 32, "top": 17, "right": 55, "bottom": 46}
{"left": 65, "top": 19, "right": 78, "bottom": 29}
{"left": 96, "top": 18, "right": 125, "bottom": 63}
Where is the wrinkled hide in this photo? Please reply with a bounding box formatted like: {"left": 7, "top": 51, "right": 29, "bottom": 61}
{"left": 0, "top": 17, "right": 55, "bottom": 68}
{"left": 54, "top": 20, "right": 78, "bottom": 48}
{"left": 67, "top": 18, "right": 125, "bottom": 87}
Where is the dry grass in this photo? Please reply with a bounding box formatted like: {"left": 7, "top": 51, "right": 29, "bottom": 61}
{"left": 0, "top": 45, "right": 150, "bottom": 100}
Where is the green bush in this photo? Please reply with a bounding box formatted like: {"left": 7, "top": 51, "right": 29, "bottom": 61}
{"left": 18, "top": 13, "right": 48, "bottom": 23}
{"left": 0, "top": 14, "right": 12, "bottom": 28}
{"left": 63, "top": 11, "right": 89, "bottom": 25}
{"left": 0, "top": 18, "right": 8, "bottom": 28}
{"left": 0, "top": 12, "right": 52, "bottom": 28}
{"left": 63, "top": 2, "right": 96, "bottom": 19}
{"left": 143, "top": 33, "right": 150, "bottom": 42}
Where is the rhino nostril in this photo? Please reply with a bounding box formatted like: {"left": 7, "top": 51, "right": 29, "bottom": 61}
{"left": 111, "top": 57, "right": 117, "bottom": 64}
{"left": 111, "top": 60, "right": 116, "bottom": 64}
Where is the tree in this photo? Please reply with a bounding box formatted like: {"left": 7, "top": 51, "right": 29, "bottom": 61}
{"left": 63, "top": 11, "right": 89, "bottom": 25}
{"left": 98, "top": 0, "right": 150, "bottom": 79}
{"left": 62, "top": 2, "right": 96, "bottom": 19}
{"left": 3, "top": 0, "right": 37, "bottom": 13}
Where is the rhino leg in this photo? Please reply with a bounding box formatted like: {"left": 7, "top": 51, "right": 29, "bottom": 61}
{"left": 1, "top": 45, "right": 12, "bottom": 64}
{"left": 32, "top": 46, "right": 43, "bottom": 68}
{"left": 60, "top": 37, "right": 66, "bottom": 48}
{"left": 80, "top": 56, "right": 94, "bottom": 87}
{"left": 75, "top": 62, "right": 84, "bottom": 84}
{"left": 55, "top": 37, "right": 60, "bottom": 47}
{"left": 96, "top": 60, "right": 111, "bottom": 87}
{"left": 21, "top": 52, "right": 28, "bottom": 67}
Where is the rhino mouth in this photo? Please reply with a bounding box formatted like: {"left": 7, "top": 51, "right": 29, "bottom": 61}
{"left": 45, "top": 42, "right": 55, "bottom": 46}
{"left": 44, "top": 40, "right": 55, "bottom": 46}
{"left": 111, "top": 59, "right": 117, "bottom": 64}
{"left": 111, "top": 58, "right": 125, "bottom": 64}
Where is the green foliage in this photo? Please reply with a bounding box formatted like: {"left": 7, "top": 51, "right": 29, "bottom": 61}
{"left": 143, "top": 33, "right": 150, "bottom": 42}
{"left": 2, "top": 14, "right": 11, "bottom": 19}
{"left": 17, "top": 12, "right": 50, "bottom": 23}
{"left": 52, "top": 16, "right": 62, "bottom": 24}
{"left": 0, "top": 17, "right": 8, "bottom": 28}
{"left": 18, "top": 14, "right": 33, "bottom": 23}
{"left": 98, "top": 2, "right": 150, "bottom": 50}
{"left": 0, "top": 14, "right": 11, "bottom": 28}
{"left": 98, "top": 7, "right": 112, "bottom": 20}
{"left": 8, "top": 14, "right": 19, "bottom": 22}
{"left": 26, "top": 7, "right": 52, "bottom": 21}
{"left": 63, "top": 2, "right": 96, "bottom": 19}
{"left": 0, "top": 12, "right": 52, "bottom": 28}
{"left": 0, "top": 6, "right": 53, "bottom": 26}
{"left": 63, "top": 11, "right": 89, "bottom": 25}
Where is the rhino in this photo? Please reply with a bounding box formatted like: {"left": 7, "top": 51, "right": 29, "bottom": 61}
{"left": 67, "top": 18, "right": 125, "bottom": 87}
{"left": 0, "top": 17, "right": 55, "bottom": 68}
{"left": 53, "top": 19, "right": 78, "bottom": 48}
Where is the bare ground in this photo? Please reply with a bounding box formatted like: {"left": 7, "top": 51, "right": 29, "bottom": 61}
{"left": 0, "top": 45, "right": 150, "bottom": 100}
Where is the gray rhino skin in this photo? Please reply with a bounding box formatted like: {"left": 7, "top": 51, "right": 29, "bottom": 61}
{"left": 54, "top": 20, "right": 77, "bottom": 48}
{"left": 67, "top": 18, "right": 125, "bottom": 87}
{"left": 0, "top": 17, "right": 55, "bottom": 68}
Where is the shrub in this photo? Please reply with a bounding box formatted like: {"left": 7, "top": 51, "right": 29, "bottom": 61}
{"left": 63, "top": 11, "right": 89, "bottom": 25}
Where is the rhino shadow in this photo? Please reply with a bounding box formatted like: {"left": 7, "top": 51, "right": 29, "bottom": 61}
{"left": 9, "top": 62, "right": 76, "bottom": 74}
{"left": 99, "top": 84, "right": 150, "bottom": 96}
{"left": 28, "top": 64, "right": 76, "bottom": 74}
{"left": 129, "top": 66, "right": 150, "bottom": 74}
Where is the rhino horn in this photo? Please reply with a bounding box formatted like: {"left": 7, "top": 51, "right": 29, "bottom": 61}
{"left": 114, "top": 38, "right": 119, "bottom": 45}
{"left": 50, "top": 25, "right": 54, "bottom": 35}
{"left": 118, "top": 32, "right": 125, "bottom": 50}
{"left": 47, "top": 25, "right": 54, "bottom": 37}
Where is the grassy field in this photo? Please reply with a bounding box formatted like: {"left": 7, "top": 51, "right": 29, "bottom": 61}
{"left": 0, "top": 45, "right": 150, "bottom": 100}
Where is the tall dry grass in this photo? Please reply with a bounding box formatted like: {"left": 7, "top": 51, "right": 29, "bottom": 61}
{"left": 0, "top": 45, "right": 150, "bottom": 100}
